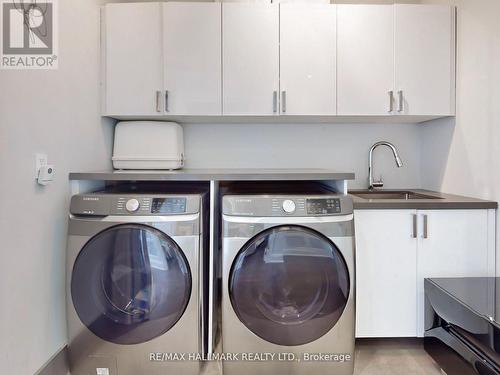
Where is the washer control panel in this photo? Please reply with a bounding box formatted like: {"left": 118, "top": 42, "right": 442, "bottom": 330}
{"left": 70, "top": 194, "right": 200, "bottom": 216}
{"left": 306, "top": 198, "right": 341, "bottom": 215}
{"left": 116, "top": 197, "right": 151, "bottom": 214}
{"left": 224, "top": 195, "right": 352, "bottom": 217}
{"left": 271, "top": 198, "right": 306, "bottom": 215}
{"left": 151, "top": 197, "right": 187, "bottom": 214}
{"left": 125, "top": 198, "right": 140, "bottom": 212}
{"left": 282, "top": 199, "right": 296, "bottom": 213}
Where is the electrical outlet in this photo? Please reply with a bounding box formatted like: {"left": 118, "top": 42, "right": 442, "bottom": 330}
{"left": 35, "top": 153, "right": 48, "bottom": 178}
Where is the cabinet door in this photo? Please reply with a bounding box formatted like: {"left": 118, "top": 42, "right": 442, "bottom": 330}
{"left": 279, "top": 4, "right": 336, "bottom": 115}
{"left": 416, "top": 209, "right": 493, "bottom": 336}
{"left": 337, "top": 5, "right": 394, "bottom": 116}
{"left": 395, "top": 5, "right": 455, "bottom": 116}
{"left": 223, "top": 4, "right": 279, "bottom": 115}
{"left": 163, "top": 3, "right": 221, "bottom": 115}
{"left": 355, "top": 210, "right": 418, "bottom": 337}
{"left": 103, "top": 3, "right": 163, "bottom": 116}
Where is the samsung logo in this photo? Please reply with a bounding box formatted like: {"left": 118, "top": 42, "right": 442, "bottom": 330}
{"left": 82, "top": 197, "right": 99, "bottom": 201}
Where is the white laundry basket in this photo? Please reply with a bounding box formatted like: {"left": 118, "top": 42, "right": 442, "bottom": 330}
{"left": 112, "top": 121, "right": 184, "bottom": 170}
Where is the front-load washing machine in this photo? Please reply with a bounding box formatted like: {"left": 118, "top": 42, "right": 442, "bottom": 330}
{"left": 221, "top": 192, "right": 355, "bottom": 375}
{"left": 66, "top": 191, "right": 207, "bottom": 375}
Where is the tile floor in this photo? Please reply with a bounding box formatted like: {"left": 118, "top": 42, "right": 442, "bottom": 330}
{"left": 354, "top": 339, "right": 443, "bottom": 375}
{"left": 201, "top": 339, "right": 443, "bottom": 375}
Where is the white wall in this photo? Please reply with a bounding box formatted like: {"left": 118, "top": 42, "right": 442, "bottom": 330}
{"left": 184, "top": 123, "right": 422, "bottom": 189}
{"left": 420, "top": 0, "right": 500, "bottom": 200}
{"left": 419, "top": 0, "right": 500, "bottom": 271}
{"left": 0, "top": 0, "right": 113, "bottom": 373}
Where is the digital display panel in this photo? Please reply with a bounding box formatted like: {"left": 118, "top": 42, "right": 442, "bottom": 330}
{"left": 306, "top": 198, "right": 341, "bottom": 215}
{"left": 151, "top": 198, "right": 187, "bottom": 214}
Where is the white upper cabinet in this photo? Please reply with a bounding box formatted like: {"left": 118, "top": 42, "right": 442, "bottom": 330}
{"left": 395, "top": 5, "right": 456, "bottom": 116}
{"left": 279, "top": 4, "right": 336, "bottom": 115}
{"left": 337, "top": 5, "right": 394, "bottom": 116}
{"left": 163, "top": 3, "right": 222, "bottom": 115}
{"left": 103, "top": 3, "right": 163, "bottom": 116}
{"left": 223, "top": 4, "right": 279, "bottom": 116}
{"left": 102, "top": 3, "right": 456, "bottom": 120}
{"left": 337, "top": 4, "right": 455, "bottom": 117}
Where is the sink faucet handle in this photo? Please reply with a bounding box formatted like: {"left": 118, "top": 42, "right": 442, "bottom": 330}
{"left": 372, "top": 175, "right": 384, "bottom": 188}
{"left": 368, "top": 175, "right": 384, "bottom": 190}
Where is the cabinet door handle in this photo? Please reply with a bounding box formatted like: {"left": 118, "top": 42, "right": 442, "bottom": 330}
{"left": 412, "top": 214, "right": 418, "bottom": 238}
{"left": 397, "top": 90, "right": 404, "bottom": 113}
{"left": 388, "top": 90, "right": 394, "bottom": 113}
{"left": 165, "top": 90, "right": 169, "bottom": 112}
{"left": 273, "top": 91, "right": 278, "bottom": 113}
{"left": 281, "top": 91, "right": 287, "bottom": 113}
{"left": 423, "top": 214, "right": 428, "bottom": 239}
{"left": 156, "top": 90, "right": 162, "bottom": 113}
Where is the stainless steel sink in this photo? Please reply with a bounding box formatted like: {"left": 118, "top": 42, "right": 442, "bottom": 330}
{"left": 351, "top": 190, "right": 443, "bottom": 200}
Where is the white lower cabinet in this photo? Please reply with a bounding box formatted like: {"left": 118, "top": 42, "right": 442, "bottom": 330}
{"left": 416, "top": 209, "right": 495, "bottom": 336}
{"left": 355, "top": 210, "right": 418, "bottom": 337}
{"left": 355, "top": 209, "right": 495, "bottom": 338}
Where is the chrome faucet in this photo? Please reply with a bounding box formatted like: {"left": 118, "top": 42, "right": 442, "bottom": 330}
{"left": 368, "top": 141, "right": 403, "bottom": 190}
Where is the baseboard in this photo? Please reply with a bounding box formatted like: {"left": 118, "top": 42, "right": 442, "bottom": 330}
{"left": 35, "top": 345, "right": 69, "bottom": 375}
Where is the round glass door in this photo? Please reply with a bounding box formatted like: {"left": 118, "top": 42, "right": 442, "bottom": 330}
{"left": 229, "top": 225, "right": 350, "bottom": 346}
{"left": 71, "top": 224, "right": 191, "bottom": 345}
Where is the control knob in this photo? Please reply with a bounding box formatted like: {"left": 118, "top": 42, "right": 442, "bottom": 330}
{"left": 126, "top": 198, "right": 140, "bottom": 212}
{"left": 282, "top": 199, "right": 296, "bottom": 214}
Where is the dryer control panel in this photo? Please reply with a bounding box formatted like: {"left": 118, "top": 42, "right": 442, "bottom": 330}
{"left": 223, "top": 195, "right": 353, "bottom": 217}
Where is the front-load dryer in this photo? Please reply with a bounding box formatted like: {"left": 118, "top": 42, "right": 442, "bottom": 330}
{"left": 66, "top": 191, "right": 207, "bottom": 375}
{"left": 221, "top": 192, "right": 355, "bottom": 375}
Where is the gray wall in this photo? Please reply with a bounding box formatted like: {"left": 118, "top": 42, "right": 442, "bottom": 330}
{"left": 0, "top": 0, "right": 113, "bottom": 373}
{"left": 184, "top": 123, "right": 422, "bottom": 189}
